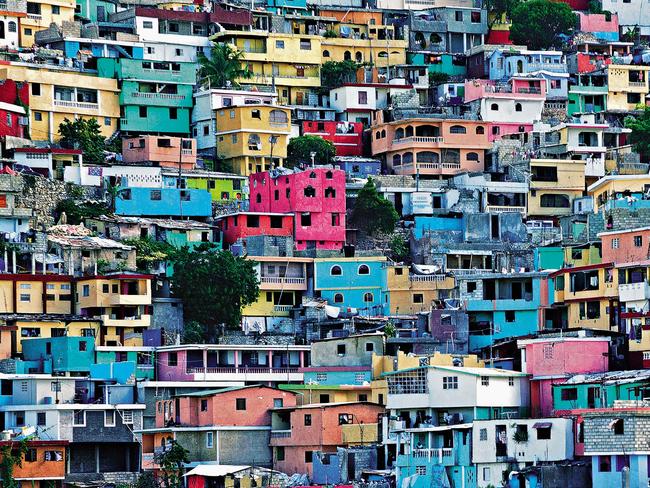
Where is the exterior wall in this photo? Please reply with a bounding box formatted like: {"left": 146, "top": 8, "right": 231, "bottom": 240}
{"left": 0, "top": 13, "right": 23, "bottom": 49}
{"left": 0, "top": 275, "right": 73, "bottom": 314}
{"left": 330, "top": 86, "right": 377, "bottom": 113}
{"left": 577, "top": 12, "right": 620, "bottom": 41}
{"left": 528, "top": 160, "right": 586, "bottom": 217}
{"left": 601, "top": 228, "right": 650, "bottom": 264}
{"left": 175, "top": 429, "right": 272, "bottom": 466}
{"left": 301, "top": 120, "right": 363, "bottom": 156}
{"left": 122, "top": 136, "right": 196, "bottom": 168}
{"left": 219, "top": 213, "right": 294, "bottom": 247}
{"left": 115, "top": 187, "right": 212, "bottom": 217}
{"left": 183, "top": 174, "right": 246, "bottom": 203}
{"left": 311, "top": 335, "right": 384, "bottom": 368}
{"left": 15, "top": 320, "right": 101, "bottom": 352}
{"left": 607, "top": 65, "right": 650, "bottom": 111}
{"left": 387, "top": 266, "right": 456, "bottom": 314}
{"left": 1, "top": 441, "right": 68, "bottom": 480}
{"left": 19, "top": 0, "right": 75, "bottom": 47}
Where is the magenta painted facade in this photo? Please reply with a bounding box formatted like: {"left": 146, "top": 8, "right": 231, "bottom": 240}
{"left": 488, "top": 122, "right": 533, "bottom": 142}
{"left": 248, "top": 168, "right": 347, "bottom": 250}
{"left": 577, "top": 12, "right": 619, "bottom": 36}
{"left": 521, "top": 337, "right": 610, "bottom": 417}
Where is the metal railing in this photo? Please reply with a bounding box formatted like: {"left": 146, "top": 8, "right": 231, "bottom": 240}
{"left": 260, "top": 276, "right": 306, "bottom": 284}
{"left": 186, "top": 366, "right": 300, "bottom": 374}
{"left": 53, "top": 100, "right": 98, "bottom": 110}
{"left": 393, "top": 136, "right": 444, "bottom": 145}
{"left": 409, "top": 274, "right": 448, "bottom": 282}
{"left": 132, "top": 92, "right": 186, "bottom": 100}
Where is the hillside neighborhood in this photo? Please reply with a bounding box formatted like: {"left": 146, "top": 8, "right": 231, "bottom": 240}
{"left": 2, "top": 0, "right": 650, "bottom": 486}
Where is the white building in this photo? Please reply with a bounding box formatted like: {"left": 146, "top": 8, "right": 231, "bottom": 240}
{"left": 0, "top": 13, "right": 21, "bottom": 48}
{"left": 64, "top": 165, "right": 163, "bottom": 188}
{"left": 192, "top": 87, "right": 278, "bottom": 153}
{"left": 600, "top": 0, "right": 650, "bottom": 37}
{"left": 472, "top": 418, "right": 574, "bottom": 488}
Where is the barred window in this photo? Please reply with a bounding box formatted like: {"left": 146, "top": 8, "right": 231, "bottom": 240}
{"left": 387, "top": 368, "right": 428, "bottom": 394}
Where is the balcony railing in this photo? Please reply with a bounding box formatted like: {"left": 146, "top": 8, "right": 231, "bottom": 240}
{"left": 448, "top": 268, "right": 492, "bottom": 275}
{"left": 53, "top": 100, "right": 99, "bottom": 110}
{"left": 412, "top": 448, "right": 454, "bottom": 462}
{"left": 629, "top": 81, "right": 646, "bottom": 88}
{"left": 274, "top": 305, "right": 293, "bottom": 312}
{"left": 485, "top": 205, "right": 526, "bottom": 215}
{"left": 393, "top": 136, "right": 444, "bottom": 145}
{"left": 186, "top": 366, "right": 300, "bottom": 374}
{"left": 132, "top": 92, "right": 186, "bottom": 100}
{"left": 409, "top": 274, "right": 448, "bottom": 282}
{"left": 26, "top": 13, "right": 42, "bottom": 20}
{"left": 619, "top": 282, "right": 650, "bottom": 303}
{"left": 181, "top": 149, "right": 193, "bottom": 155}
{"left": 515, "top": 87, "right": 542, "bottom": 94}
{"left": 270, "top": 430, "right": 291, "bottom": 438}
{"left": 260, "top": 277, "right": 306, "bottom": 285}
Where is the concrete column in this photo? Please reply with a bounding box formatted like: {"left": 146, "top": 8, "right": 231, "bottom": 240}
{"left": 268, "top": 350, "right": 273, "bottom": 372}
{"left": 95, "top": 445, "right": 100, "bottom": 473}
{"left": 462, "top": 33, "right": 467, "bottom": 53}
{"left": 234, "top": 350, "right": 239, "bottom": 373}
{"left": 3, "top": 250, "right": 7, "bottom": 272}
{"left": 31, "top": 252, "right": 35, "bottom": 275}
{"left": 299, "top": 351, "right": 305, "bottom": 367}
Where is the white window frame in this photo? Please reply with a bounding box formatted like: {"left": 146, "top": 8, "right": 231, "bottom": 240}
{"left": 104, "top": 410, "right": 116, "bottom": 427}
{"left": 120, "top": 410, "right": 134, "bottom": 425}
{"left": 206, "top": 431, "right": 214, "bottom": 448}
{"left": 73, "top": 410, "right": 86, "bottom": 427}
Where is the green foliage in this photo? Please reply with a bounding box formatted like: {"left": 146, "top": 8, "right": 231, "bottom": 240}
{"left": 513, "top": 429, "right": 529, "bottom": 443}
{"left": 625, "top": 107, "right": 650, "bottom": 157}
{"left": 0, "top": 440, "right": 29, "bottom": 488}
{"left": 509, "top": 0, "right": 576, "bottom": 50}
{"left": 171, "top": 248, "right": 259, "bottom": 336}
{"left": 55, "top": 198, "right": 110, "bottom": 225}
{"left": 182, "top": 321, "right": 206, "bottom": 344}
{"left": 389, "top": 235, "right": 409, "bottom": 262}
{"left": 323, "top": 29, "right": 338, "bottom": 38}
{"left": 123, "top": 237, "right": 177, "bottom": 272}
{"left": 622, "top": 26, "right": 639, "bottom": 42}
{"left": 198, "top": 43, "right": 251, "bottom": 88}
{"left": 155, "top": 441, "right": 189, "bottom": 488}
{"left": 320, "top": 60, "right": 359, "bottom": 94}
{"left": 134, "top": 471, "right": 158, "bottom": 488}
{"left": 384, "top": 321, "right": 396, "bottom": 338}
{"left": 286, "top": 135, "right": 336, "bottom": 168}
{"left": 429, "top": 71, "right": 449, "bottom": 87}
{"left": 588, "top": 0, "right": 602, "bottom": 13}
{"left": 58, "top": 118, "right": 107, "bottom": 166}
{"left": 350, "top": 178, "right": 399, "bottom": 236}
{"left": 486, "top": 0, "right": 521, "bottom": 26}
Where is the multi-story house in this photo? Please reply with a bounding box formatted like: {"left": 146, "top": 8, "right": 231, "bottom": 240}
{"left": 114, "top": 186, "right": 212, "bottom": 218}
{"left": 546, "top": 262, "right": 619, "bottom": 332}
{"left": 0, "top": 78, "right": 28, "bottom": 142}
{"left": 217, "top": 212, "right": 294, "bottom": 249}
{"left": 75, "top": 273, "right": 153, "bottom": 347}
{"left": 605, "top": 64, "right": 650, "bottom": 112}
{"left": 19, "top": 0, "right": 75, "bottom": 47}
{"left": 527, "top": 159, "right": 586, "bottom": 218}
{"left": 13, "top": 147, "right": 82, "bottom": 180}
{"left": 600, "top": 0, "right": 650, "bottom": 37}
{"left": 301, "top": 120, "right": 364, "bottom": 157}
{"left": 488, "top": 49, "right": 566, "bottom": 80}
{"left": 566, "top": 39, "right": 632, "bottom": 74}
{"left": 140, "top": 386, "right": 297, "bottom": 470}
{"left": 567, "top": 71, "right": 608, "bottom": 115}
{"left": 97, "top": 58, "right": 196, "bottom": 135}
{"left": 472, "top": 418, "right": 574, "bottom": 488}
{"left": 0, "top": 175, "right": 32, "bottom": 237}
{"left": 248, "top": 167, "right": 346, "bottom": 251}
{"left": 155, "top": 343, "right": 310, "bottom": 385}
{"left": 370, "top": 115, "right": 491, "bottom": 178}
{"left": 577, "top": 12, "right": 620, "bottom": 42}
{"left": 270, "top": 402, "right": 384, "bottom": 477}
{"left": 386, "top": 264, "right": 456, "bottom": 315}
{"left": 0, "top": 0, "right": 25, "bottom": 49}
{"left": 0, "top": 63, "right": 120, "bottom": 142}
{"left": 192, "top": 86, "right": 277, "bottom": 160}
{"left": 314, "top": 256, "right": 388, "bottom": 316}
{"left": 166, "top": 170, "right": 246, "bottom": 203}
{"left": 122, "top": 136, "right": 196, "bottom": 170}
{"left": 213, "top": 105, "right": 291, "bottom": 176}
{"left": 17, "top": 336, "right": 95, "bottom": 374}
{"left": 588, "top": 174, "right": 650, "bottom": 216}
{"left": 95, "top": 345, "right": 156, "bottom": 380}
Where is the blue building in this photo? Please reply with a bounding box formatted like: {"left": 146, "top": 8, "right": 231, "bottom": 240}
{"left": 314, "top": 256, "right": 389, "bottom": 316}
{"left": 19, "top": 336, "right": 95, "bottom": 374}
{"left": 115, "top": 187, "right": 212, "bottom": 218}
{"left": 331, "top": 157, "right": 381, "bottom": 179}
{"left": 488, "top": 49, "right": 567, "bottom": 81}
{"left": 457, "top": 272, "right": 547, "bottom": 351}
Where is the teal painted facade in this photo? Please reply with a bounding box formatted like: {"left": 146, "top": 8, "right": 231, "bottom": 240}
{"left": 534, "top": 247, "right": 564, "bottom": 271}
{"left": 76, "top": 0, "right": 117, "bottom": 22}
{"left": 20, "top": 337, "right": 95, "bottom": 373}
{"left": 95, "top": 350, "right": 155, "bottom": 380}
{"left": 552, "top": 378, "right": 650, "bottom": 411}
{"left": 407, "top": 53, "right": 467, "bottom": 79}
{"left": 115, "top": 187, "right": 212, "bottom": 217}
{"left": 119, "top": 105, "right": 192, "bottom": 134}
{"left": 302, "top": 370, "right": 372, "bottom": 385}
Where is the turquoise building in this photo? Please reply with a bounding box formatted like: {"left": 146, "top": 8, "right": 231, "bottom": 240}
{"left": 115, "top": 187, "right": 212, "bottom": 218}
{"left": 19, "top": 337, "right": 95, "bottom": 374}
{"left": 95, "top": 347, "right": 155, "bottom": 380}
{"left": 407, "top": 53, "right": 467, "bottom": 79}
{"left": 97, "top": 58, "right": 196, "bottom": 135}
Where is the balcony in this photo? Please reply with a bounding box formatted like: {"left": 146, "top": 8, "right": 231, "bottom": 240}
{"left": 570, "top": 85, "right": 608, "bottom": 94}
{"left": 485, "top": 205, "right": 526, "bottom": 215}
{"left": 53, "top": 100, "right": 99, "bottom": 111}
{"left": 185, "top": 366, "right": 303, "bottom": 382}
{"left": 409, "top": 274, "right": 448, "bottom": 282}
{"left": 0, "top": 207, "right": 33, "bottom": 218}
{"left": 270, "top": 430, "right": 291, "bottom": 439}
{"left": 132, "top": 92, "right": 187, "bottom": 101}
{"left": 527, "top": 62, "right": 567, "bottom": 73}
{"left": 100, "top": 314, "right": 152, "bottom": 328}
{"left": 26, "top": 13, "right": 42, "bottom": 20}
{"left": 110, "top": 293, "right": 151, "bottom": 306}
{"left": 394, "top": 162, "right": 462, "bottom": 175}
{"left": 397, "top": 448, "right": 455, "bottom": 467}
{"left": 619, "top": 282, "right": 650, "bottom": 303}
{"left": 393, "top": 136, "right": 444, "bottom": 146}
{"left": 273, "top": 304, "right": 293, "bottom": 313}
{"left": 448, "top": 268, "right": 492, "bottom": 275}
{"left": 629, "top": 81, "right": 647, "bottom": 89}
{"left": 260, "top": 276, "right": 307, "bottom": 291}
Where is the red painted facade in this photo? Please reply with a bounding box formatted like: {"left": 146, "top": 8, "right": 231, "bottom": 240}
{"left": 248, "top": 168, "right": 347, "bottom": 250}
{"left": 218, "top": 212, "right": 294, "bottom": 247}
{"left": 301, "top": 121, "right": 364, "bottom": 157}
{"left": 0, "top": 78, "right": 29, "bottom": 139}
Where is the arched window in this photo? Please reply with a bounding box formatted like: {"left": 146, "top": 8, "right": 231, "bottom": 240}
{"left": 430, "top": 33, "right": 442, "bottom": 44}
{"left": 444, "top": 149, "right": 460, "bottom": 164}
{"left": 490, "top": 103, "right": 499, "bottom": 111}
{"left": 376, "top": 131, "right": 381, "bottom": 139}
{"left": 395, "top": 128, "right": 404, "bottom": 139}
{"left": 466, "top": 152, "right": 479, "bottom": 161}
{"left": 381, "top": 129, "right": 386, "bottom": 138}
{"left": 324, "top": 187, "right": 336, "bottom": 198}
{"left": 248, "top": 134, "right": 261, "bottom": 150}
{"left": 417, "top": 151, "right": 439, "bottom": 163}
{"left": 393, "top": 154, "right": 402, "bottom": 166}
{"left": 449, "top": 125, "right": 467, "bottom": 134}
{"left": 415, "top": 32, "right": 426, "bottom": 49}
{"left": 355, "top": 51, "right": 363, "bottom": 62}
{"left": 309, "top": 171, "right": 317, "bottom": 178}
{"left": 358, "top": 264, "right": 370, "bottom": 275}
{"left": 476, "top": 126, "right": 485, "bottom": 135}
{"left": 378, "top": 51, "right": 388, "bottom": 58}
{"left": 323, "top": 50, "right": 330, "bottom": 58}
{"left": 8, "top": 21, "right": 16, "bottom": 33}
{"left": 405, "top": 126, "right": 414, "bottom": 137}
{"left": 331, "top": 265, "right": 342, "bottom": 276}
{"left": 334, "top": 293, "right": 344, "bottom": 303}
{"left": 269, "top": 109, "right": 288, "bottom": 123}
{"left": 363, "top": 292, "right": 374, "bottom": 302}
{"left": 344, "top": 50, "right": 352, "bottom": 61}
{"left": 255, "top": 193, "right": 262, "bottom": 203}
{"left": 326, "top": 170, "right": 333, "bottom": 179}
{"left": 304, "top": 186, "right": 316, "bottom": 197}
{"left": 515, "top": 103, "right": 522, "bottom": 112}
{"left": 402, "top": 152, "right": 414, "bottom": 164}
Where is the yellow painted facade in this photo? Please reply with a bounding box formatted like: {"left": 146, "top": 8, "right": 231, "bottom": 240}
{"left": 588, "top": 175, "right": 650, "bottom": 212}
{"left": 20, "top": 0, "right": 76, "bottom": 47}
{"left": 0, "top": 278, "right": 73, "bottom": 315}
{"left": 15, "top": 319, "right": 101, "bottom": 352}
{"left": 386, "top": 265, "right": 456, "bottom": 315}
{"left": 606, "top": 64, "right": 650, "bottom": 111}
{"left": 372, "top": 351, "right": 485, "bottom": 378}
{"left": 563, "top": 244, "right": 602, "bottom": 268}
{"left": 0, "top": 64, "right": 120, "bottom": 142}
{"left": 321, "top": 31, "right": 407, "bottom": 68}
{"left": 215, "top": 104, "right": 291, "bottom": 176}
{"left": 528, "top": 159, "right": 586, "bottom": 217}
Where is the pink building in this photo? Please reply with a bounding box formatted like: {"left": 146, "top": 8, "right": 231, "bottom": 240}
{"left": 217, "top": 211, "right": 294, "bottom": 247}
{"left": 518, "top": 336, "right": 610, "bottom": 417}
{"left": 270, "top": 402, "right": 385, "bottom": 477}
{"left": 155, "top": 385, "right": 297, "bottom": 428}
{"left": 0, "top": 78, "right": 28, "bottom": 141}
{"left": 122, "top": 135, "right": 197, "bottom": 170}
{"left": 600, "top": 227, "right": 650, "bottom": 265}
{"left": 577, "top": 12, "right": 619, "bottom": 40}
{"left": 248, "top": 168, "right": 347, "bottom": 251}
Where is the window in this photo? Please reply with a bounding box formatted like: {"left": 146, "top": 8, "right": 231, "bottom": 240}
{"left": 25, "top": 449, "right": 37, "bottom": 462}
{"left": 358, "top": 91, "right": 368, "bottom": 104}
{"left": 505, "top": 310, "right": 515, "bottom": 322}
{"left": 24, "top": 28, "right": 32, "bottom": 35}
{"left": 413, "top": 294, "right": 424, "bottom": 304}
{"left": 276, "top": 447, "right": 285, "bottom": 461}
{"left": 338, "top": 413, "right": 352, "bottom": 425}
{"left": 337, "top": 344, "right": 346, "bottom": 355}
{"left": 509, "top": 377, "right": 515, "bottom": 386}
{"left": 143, "top": 21, "right": 153, "bottom": 28}
{"left": 34, "top": 111, "right": 42, "bottom": 121}
{"left": 37, "top": 412, "right": 46, "bottom": 426}
{"left": 634, "top": 235, "right": 643, "bottom": 247}
{"left": 490, "top": 103, "right": 499, "bottom": 111}
{"left": 105, "top": 410, "right": 116, "bottom": 427}
{"left": 274, "top": 398, "right": 283, "bottom": 408}
{"left": 169, "top": 108, "right": 177, "bottom": 119}
{"left": 415, "top": 466, "right": 426, "bottom": 475}
{"left": 81, "top": 284, "right": 90, "bottom": 297}
{"left": 8, "top": 21, "right": 16, "bottom": 33}
{"left": 466, "top": 152, "right": 479, "bottom": 161}
{"left": 482, "top": 467, "right": 490, "bottom": 481}
{"left": 121, "top": 410, "right": 133, "bottom": 424}
{"left": 201, "top": 399, "right": 208, "bottom": 412}
{"left": 300, "top": 39, "right": 311, "bottom": 50}
{"left": 175, "top": 48, "right": 184, "bottom": 56}
{"left": 304, "top": 186, "right": 316, "bottom": 197}
{"left": 73, "top": 410, "right": 86, "bottom": 426}
{"left": 52, "top": 5, "right": 60, "bottom": 13}
{"left": 358, "top": 394, "right": 368, "bottom": 401}
{"left": 442, "top": 376, "right": 458, "bottom": 390}
{"left": 323, "top": 50, "right": 330, "bottom": 57}
{"left": 31, "top": 83, "right": 41, "bottom": 96}
{"left": 79, "top": 341, "right": 87, "bottom": 352}
{"left": 358, "top": 265, "right": 370, "bottom": 275}
{"left": 236, "top": 398, "right": 246, "bottom": 410}
{"left": 613, "top": 418, "right": 624, "bottom": 435}
{"left": 479, "top": 428, "right": 488, "bottom": 441}
{"left": 330, "top": 265, "right": 342, "bottom": 276}
{"left": 168, "top": 352, "right": 178, "bottom": 366}
{"left": 334, "top": 293, "right": 344, "bottom": 303}
{"left": 19, "top": 294, "right": 30, "bottom": 302}
{"left": 139, "top": 106, "right": 147, "bottom": 118}
{"left": 560, "top": 388, "right": 577, "bottom": 401}
{"left": 536, "top": 426, "right": 551, "bottom": 439}
{"left": 305, "top": 451, "right": 313, "bottom": 463}
{"left": 471, "top": 10, "right": 481, "bottom": 22}
{"left": 276, "top": 40, "right": 285, "bottom": 49}
{"left": 206, "top": 432, "right": 214, "bottom": 448}
{"left": 449, "top": 125, "right": 467, "bottom": 134}
{"left": 365, "top": 342, "right": 374, "bottom": 352}
{"left": 304, "top": 414, "right": 312, "bottom": 426}
{"left": 481, "top": 376, "right": 490, "bottom": 386}
{"left": 248, "top": 134, "right": 261, "bottom": 150}
{"left": 363, "top": 292, "right": 374, "bottom": 302}
{"left": 612, "top": 238, "right": 620, "bottom": 249}
{"left": 270, "top": 110, "right": 288, "bottom": 124}
{"left": 599, "top": 455, "right": 611, "bottom": 472}
{"left": 455, "top": 10, "right": 463, "bottom": 21}
{"left": 300, "top": 213, "right": 311, "bottom": 226}
{"left": 540, "top": 194, "right": 570, "bottom": 208}
{"left": 150, "top": 190, "right": 161, "bottom": 201}
{"left": 476, "top": 126, "right": 485, "bottom": 135}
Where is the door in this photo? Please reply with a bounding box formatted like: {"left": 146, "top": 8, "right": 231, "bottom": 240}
{"left": 587, "top": 387, "right": 600, "bottom": 408}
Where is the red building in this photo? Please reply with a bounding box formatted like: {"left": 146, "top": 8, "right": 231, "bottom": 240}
{"left": 301, "top": 121, "right": 364, "bottom": 156}
{"left": 218, "top": 211, "right": 294, "bottom": 247}
{"left": 248, "top": 168, "right": 347, "bottom": 251}
{"left": 0, "top": 78, "right": 29, "bottom": 141}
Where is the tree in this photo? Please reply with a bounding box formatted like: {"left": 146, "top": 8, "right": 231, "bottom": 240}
{"left": 198, "top": 43, "right": 251, "bottom": 88}
{"left": 123, "top": 237, "right": 177, "bottom": 272}
{"left": 350, "top": 178, "right": 399, "bottom": 236}
{"left": 286, "top": 135, "right": 336, "bottom": 168}
{"left": 58, "top": 118, "right": 107, "bottom": 166}
{"left": 625, "top": 107, "right": 650, "bottom": 157}
{"left": 485, "top": 0, "right": 521, "bottom": 27}
{"left": 155, "top": 441, "right": 189, "bottom": 488}
{"left": 509, "top": 0, "right": 576, "bottom": 50}
{"left": 319, "top": 60, "right": 359, "bottom": 95}
{"left": 171, "top": 246, "right": 259, "bottom": 337}
{"left": 181, "top": 321, "right": 206, "bottom": 344}
{"left": 0, "top": 440, "right": 29, "bottom": 488}
{"left": 55, "top": 198, "right": 109, "bottom": 225}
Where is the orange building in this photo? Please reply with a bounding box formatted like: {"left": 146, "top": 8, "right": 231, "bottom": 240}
{"left": 0, "top": 440, "right": 68, "bottom": 488}
{"left": 122, "top": 135, "right": 197, "bottom": 170}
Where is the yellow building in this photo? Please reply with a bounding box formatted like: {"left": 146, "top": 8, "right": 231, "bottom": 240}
{"left": 588, "top": 174, "right": 650, "bottom": 213}
{"left": 563, "top": 243, "right": 602, "bottom": 268}
{"left": 528, "top": 159, "right": 586, "bottom": 217}
{"left": 13, "top": 318, "right": 101, "bottom": 353}
{"left": 76, "top": 274, "right": 153, "bottom": 346}
{"left": 606, "top": 64, "right": 650, "bottom": 111}
{"left": 20, "top": 0, "right": 76, "bottom": 47}
{"left": 321, "top": 24, "right": 407, "bottom": 68}
{"left": 0, "top": 63, "right": 120, "bottom": 142}
{"left": 0, "top": 275, "right": 73, "bottom": 315}
{"left": 386, "top": 265, "right": 456, "bottom": 315}
{"left": 214, "top": 104, "right": 291, "bottom": 175}
{"left": 213, "top": 31, "right": 321, "bottom": 105}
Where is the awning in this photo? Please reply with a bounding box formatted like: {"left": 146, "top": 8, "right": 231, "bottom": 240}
{"left": 184, "top": 465, "right": 250, "bottom": 478}
{"left": 532, "top": 422, "right": 552, "bottom": 429}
